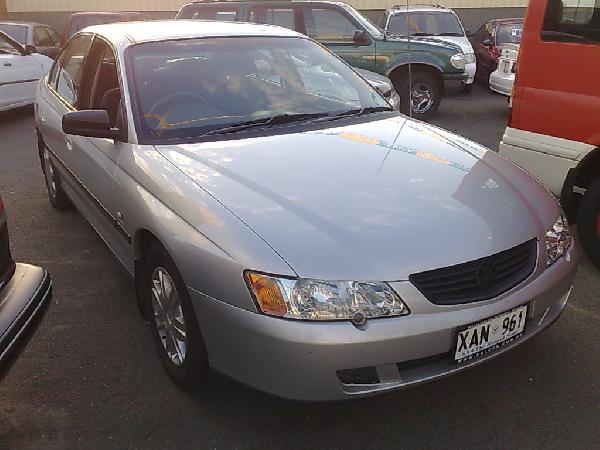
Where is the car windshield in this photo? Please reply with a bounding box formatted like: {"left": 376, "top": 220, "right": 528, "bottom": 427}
{"left": 496, "top": 23, "right": 523, "bottom": 44}
{"left": 387, "top": 12, "right": 464, "bottom": 37}
{"left": 0, "top": 24, "right": 28, "bottom": 43}
{"left": 127, "top": 36, "right": 390, "bottom": 143}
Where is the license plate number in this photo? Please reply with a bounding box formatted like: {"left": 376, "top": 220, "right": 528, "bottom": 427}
{"left": 454, "top": 304, "right": 528, "bottom": 363}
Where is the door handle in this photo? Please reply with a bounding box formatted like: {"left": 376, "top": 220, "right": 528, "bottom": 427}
{"left": 3, "top": 62, "right": 12, "bottom": 67}
{"left": 65, "top": 138, "right": 73, "bottom": 151}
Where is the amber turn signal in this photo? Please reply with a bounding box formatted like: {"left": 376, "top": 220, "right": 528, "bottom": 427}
{"left": 246, "top": 272, "right": 288, "bottom": 316}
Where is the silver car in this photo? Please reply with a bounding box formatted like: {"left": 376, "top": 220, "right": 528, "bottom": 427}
{"left": 35, "top": 20, "right": 577, "bottom": 401}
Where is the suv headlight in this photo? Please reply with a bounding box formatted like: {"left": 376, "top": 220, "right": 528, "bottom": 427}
{"left": 545, "top": 215, "right": 572, "bottom": 266}
{"left": 245, "top": 272, "right": 409, "bottom": 321}
{"left": 465, "top": 53, "right": 476, "bottom": 64}
{"left": 450, "top": 53, "right": 466, "bottom": 70}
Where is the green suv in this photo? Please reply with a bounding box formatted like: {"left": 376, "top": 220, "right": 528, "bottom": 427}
{"left": 176, "top": 1, "right": 468, "bottom": 120}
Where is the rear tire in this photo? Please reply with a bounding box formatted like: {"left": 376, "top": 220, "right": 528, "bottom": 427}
{"left": 140, "top": 243, "right": 210, "bottom": 389}
{"left": 398, "top": 71, "right": 441, "bottom": 121}
{"left": 39, "top": 139, "right": 73, "bottom": 211}
{"left": 576, "top": 178, "right": 600, "bottom": 269}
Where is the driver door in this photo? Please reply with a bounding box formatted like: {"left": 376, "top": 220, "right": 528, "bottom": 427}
{"left": 66, "top": 37, "right": 132, "bottom": 265}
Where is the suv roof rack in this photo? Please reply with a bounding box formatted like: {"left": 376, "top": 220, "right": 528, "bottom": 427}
{"left": 392, "top": 4, "right": 447, "bottom": 9}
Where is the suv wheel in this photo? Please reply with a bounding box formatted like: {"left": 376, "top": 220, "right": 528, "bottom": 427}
{"left": 576, "top": 178, "right": 600, "bottom": 269}
{"left": 141, "top": 243, "right": 210, "bottom": 388}
{"left": 398, "top": 71, "right": 441, "bottom": 121}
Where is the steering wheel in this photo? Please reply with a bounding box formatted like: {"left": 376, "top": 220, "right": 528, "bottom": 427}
{"left": 147, "top": 91, "right": 209, "bottom": 123}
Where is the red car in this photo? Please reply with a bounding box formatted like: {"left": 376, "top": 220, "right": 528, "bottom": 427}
{"left": 469, "top": 18, "right": 524, "bottom": 84}
{"left": 60, "top": 11, "right": 150, "bottom": 46}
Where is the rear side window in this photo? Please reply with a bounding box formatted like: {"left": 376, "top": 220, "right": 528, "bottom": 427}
{"left": 303, "top": 7, "right": 358, "bottom": 42}
{"left": 249, "top": 7, "right": 295, "bottom": 29}
{"left": 542, "top": 0, "right": 600, "bottom": 43}
{"left": 191, "top": 7, "right": 239, "bottom": 21}
{"left": 55, "top": 34, "right": 93, "bottom": 106}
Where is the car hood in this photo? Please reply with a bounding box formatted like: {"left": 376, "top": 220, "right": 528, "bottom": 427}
{"left": 157, "top": 116, "right": 552, "bottom": 281}
{"left": 427, "top": 35, "right": 474, "bottom": 54}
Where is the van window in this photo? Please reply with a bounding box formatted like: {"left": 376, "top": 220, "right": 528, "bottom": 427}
{"left": 542, "top": 0, "right": 600, "bottom": 43}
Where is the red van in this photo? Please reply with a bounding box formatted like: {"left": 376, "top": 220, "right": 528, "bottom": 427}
{"left": 499, "top": 0, "right": 600, "bottom": 267}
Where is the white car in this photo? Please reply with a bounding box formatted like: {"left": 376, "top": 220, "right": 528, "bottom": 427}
{"left": 381, "top": 4, "right": 476, "bottom": 91}
{"left": 489, "top": 43, "right": 519, "bottom": 96}
{"left": 0, "top": 30, "right": 52, "bottom": 112}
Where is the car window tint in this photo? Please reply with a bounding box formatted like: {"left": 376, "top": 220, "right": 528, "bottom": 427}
{"left": 56, "top": 34, "right": 93, "bottom": 106}
{"left": 542, "top": 0, "right": 600, "bottom": 43}
{"left": 303, "top": 8, "right": 357, "bottom": 42}
{"left": 250, "top": 7, "right": 295, "bottom": 29}
{"left": 34, "top": 27, "right": 52, "bottom": 46}
{"left": 191, "top": 8, "right": 238, "bottom": 21}
{"left": 0, "top": 24, "right": 28, "bottom": 44}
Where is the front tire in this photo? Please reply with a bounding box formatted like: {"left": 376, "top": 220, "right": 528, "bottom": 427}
{"left": 576, "top": 178, "right": 600, "bottom": 269}
{"left": 398, "top": 71, "right": 441, "bottom": 121}
{"left": 141, "top": 243, "right": 210, "bottom": 388}
{"left": 39, "top": 139, "right": 72, "bottom": 211}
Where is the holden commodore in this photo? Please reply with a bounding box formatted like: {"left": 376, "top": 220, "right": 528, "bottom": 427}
{"left": 35, "top": 20, "right": 576, "bottom": 401}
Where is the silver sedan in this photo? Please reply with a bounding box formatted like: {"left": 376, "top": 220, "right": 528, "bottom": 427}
{"left": 35, "top": 20, "right": 577, "bottom": 401}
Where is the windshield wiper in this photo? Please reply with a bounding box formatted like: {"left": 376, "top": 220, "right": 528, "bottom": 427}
{"left": 309, "top": 106, "right": 394, "bottom": 124}
{"left": 200, "top": 112, "right": 329, "bottom": 137}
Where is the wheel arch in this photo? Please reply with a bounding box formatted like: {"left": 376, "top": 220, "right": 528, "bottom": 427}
{"left": 387, "top": 63, "right": 444, "bottom": 94}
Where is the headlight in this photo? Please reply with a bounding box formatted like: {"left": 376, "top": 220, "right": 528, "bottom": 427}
{"left": 245, "top": 272, "right": 409, "bottom": 321}
{"left": 450, "top": 53, "right": 466, "bottom": 70}
{"left": 545, "top": 215, "right": 572, "bottom": 266}
{"left": 465, "top": 53, "right": 476, "bottom": 64}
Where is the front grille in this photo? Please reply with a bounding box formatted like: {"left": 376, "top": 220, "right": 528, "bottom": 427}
{"left": 409, "top": 239, "right": 537, "bottom": 305}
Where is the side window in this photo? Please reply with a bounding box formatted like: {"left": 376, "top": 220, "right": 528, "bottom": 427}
{"left": 47, "top": 27, "right": 61, "bottom": 45}
{"left": 249, "top": 7, "right": 295, "bottom": 30}
{"left": 542, "top": 0, "right": 600, "bottom": 43}
{"left": 34, "top": 27, "right": 53, "bottom": 46}
{"left": 303, "top": 7, "right": 358, "bottom": 42}
{"left": 87, "top": 41, "right": 122, "bottom": 127}
{"left": 191, "top": 7, "right": 238, "bottom": 21}
{"left": 55, "top": 35, "right": 93, "bottom": 106}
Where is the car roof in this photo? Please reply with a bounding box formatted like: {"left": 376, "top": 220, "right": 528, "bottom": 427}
{"left": 69, "top": 11, "right": 148, "bottom": 17}
{"left": 489, "top": 18, "right": 524, "bottom": 25}
{"left": 184, "top": 0, "right": 350, "bottom": 6}
{"left": 0, "top": 21, "right": 41, "bottom": 28}
{"left": 81, "top": 19, "right": 303, "bottom": 45}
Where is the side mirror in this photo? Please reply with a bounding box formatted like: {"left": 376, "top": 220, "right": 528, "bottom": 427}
{"left": 62, "top": 110, "right": 121, "bottom": 140}
{"left": 353, "top": 30, "right": 371, "bottom": 45}
{"left": 482, "top": 38, "right": 493, "bottom": 47}
{"left": 24, "top": 44, "right": 37, "bottom": 55}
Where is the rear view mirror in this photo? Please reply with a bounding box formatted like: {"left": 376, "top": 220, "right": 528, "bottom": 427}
{"left": 353, "top": 30, "right": 371, "bottom": 45}
{"left": 482, "top": 39, "right": 493, "bottom": 47}
{"left": 62, "top": 110, "right": 121, "bottom": 140}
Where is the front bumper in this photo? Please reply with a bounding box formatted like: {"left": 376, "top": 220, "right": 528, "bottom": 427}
{"left": 0, "top": 263, "right": 52, "bottom": 382}
{"left": 191, "top": 246, "right": 576, "bottom": 401}
{"left": 489, "top": 70, "right": 515, "bottom": 96}
{"left": 442, "top": 72, "right": 469, "bottom": 91}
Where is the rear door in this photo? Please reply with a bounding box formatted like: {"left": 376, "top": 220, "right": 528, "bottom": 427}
{"left": 299, "top": 4, "right": 376, "bottom": 70}
{"left": 513, "top": 0, "right": 600, "bottom": 145}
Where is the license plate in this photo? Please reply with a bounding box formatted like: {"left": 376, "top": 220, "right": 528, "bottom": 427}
{"left": 454, "top": 304, "right": 528, "bottom": 363}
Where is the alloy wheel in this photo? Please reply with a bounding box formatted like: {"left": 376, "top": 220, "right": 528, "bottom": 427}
{"left": 151, "top": 267, "right": 187, "bottom": 367}
{"left": 411, "top": 82, "right": 435, "bottom": 114}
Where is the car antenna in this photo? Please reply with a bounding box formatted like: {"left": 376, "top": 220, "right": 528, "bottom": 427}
{"left": 405, "top": 0, "right": 412, "bottom": 118}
